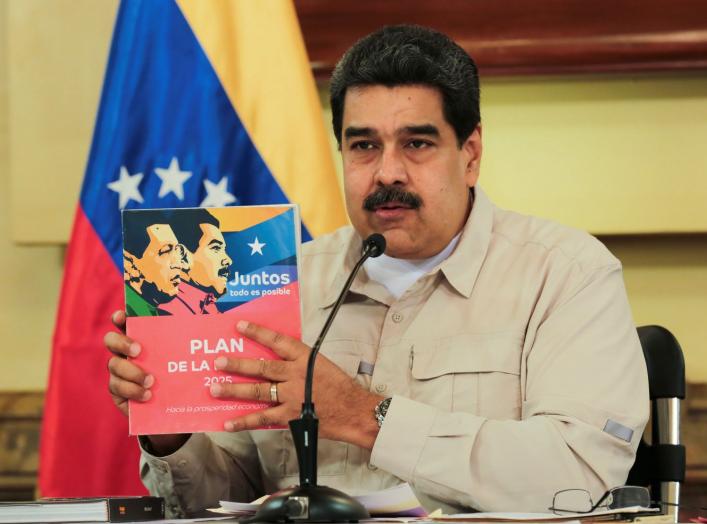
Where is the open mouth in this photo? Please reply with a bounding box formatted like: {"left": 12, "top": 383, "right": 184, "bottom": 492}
{"left": 372, "top": 202, "right": 416, "bottom": 218}
{"left": 375, "top": 202, "right": 414, "bottom": 211}
{"left": 218, "top": 268, "right": 229, "bottom": 279}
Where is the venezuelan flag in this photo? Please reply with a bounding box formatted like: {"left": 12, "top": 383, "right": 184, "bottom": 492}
{"left": 39, "top": 0, "right": 346, "bottom": 497}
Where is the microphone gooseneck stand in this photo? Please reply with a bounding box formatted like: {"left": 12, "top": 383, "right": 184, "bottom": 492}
{"left": 246, "top": 234, "right": 386, "bottom": 523}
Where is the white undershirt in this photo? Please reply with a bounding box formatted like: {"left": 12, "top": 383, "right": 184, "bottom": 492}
{"left": 363, "top": 233, "right": 461, "bottom": 300}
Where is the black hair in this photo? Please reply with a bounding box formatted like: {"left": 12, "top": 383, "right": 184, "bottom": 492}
{"left": 122, "top": 209, "right": 172, "bottom": 257}
{"left": 330, "top": 24, "right": 480, "bottom": 148}
{"left": 168, "top": 208, "right": 220, "bottom": 253}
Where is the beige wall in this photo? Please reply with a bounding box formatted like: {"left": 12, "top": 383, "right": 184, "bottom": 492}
{"left": 1, "top": 1, "right": 706, "bottom": 391}
{"left": 606, "top": 235, "right": 707, "bottom": 381}
{"left": 0, "top": 0, "right": 63, "bottom": 391}
{"left": 481, "top": 74, "right": 707, "bottom": 234}
{"left": 8, "top": 0, "right": 117, "bottom": 243}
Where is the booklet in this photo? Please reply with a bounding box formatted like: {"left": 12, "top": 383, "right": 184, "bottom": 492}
{"left": 122, "top": 205, "right": 302, "bottom": 435}
{"left": 0, "top": 497, "right": 164, "bottom": 523}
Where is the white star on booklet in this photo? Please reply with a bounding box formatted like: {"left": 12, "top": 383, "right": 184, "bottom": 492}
{"left": 248, "top": 237, "right": 266, "bottom": 255}
{"left": 154, "top": 157, "right": 192, "bottom": 200}
{"left": 200, "top": 176, "right": 237, "bottom": 207}
{"left": 107, "top": 166, "right": 144, "bottom": 208}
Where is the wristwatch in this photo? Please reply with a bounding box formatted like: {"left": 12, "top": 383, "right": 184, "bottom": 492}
{"left": 374, "top": 397, "right": 392, "bottom": 428}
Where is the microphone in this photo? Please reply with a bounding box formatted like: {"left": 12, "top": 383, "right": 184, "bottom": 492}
{"left": 248, "top": 234, "right": 386, "bottom": 523}
{"left": 363, "top": 233, "right": 386, "bottom": 258}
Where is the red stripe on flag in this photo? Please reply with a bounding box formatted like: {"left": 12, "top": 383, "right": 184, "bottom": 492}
{"left": 39, "top": 206, "right": 147, "bottom": 497}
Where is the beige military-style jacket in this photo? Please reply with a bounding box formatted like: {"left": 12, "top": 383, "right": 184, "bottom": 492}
{"left": 141, "top": 187, "right": 649, "bottom": 517}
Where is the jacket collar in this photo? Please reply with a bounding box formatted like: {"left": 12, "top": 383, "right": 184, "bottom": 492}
{"left": 438, "top": 186, "right": 493, "bottom": 298}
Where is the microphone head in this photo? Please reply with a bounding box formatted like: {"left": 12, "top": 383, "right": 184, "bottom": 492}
{"left": 363, "top": 233, "right": 386, "bottom": 258}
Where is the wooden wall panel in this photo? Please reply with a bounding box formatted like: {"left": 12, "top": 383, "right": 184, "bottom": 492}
{"left": 0, "top": 392, "right": 42, "bottom": 501}
{"left": 294, "top": 0, "right": 707, "bottom": 77}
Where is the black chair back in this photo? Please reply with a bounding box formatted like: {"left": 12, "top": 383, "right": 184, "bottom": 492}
{"left": 627, "top": 325, "right": 686, "bottom": 522}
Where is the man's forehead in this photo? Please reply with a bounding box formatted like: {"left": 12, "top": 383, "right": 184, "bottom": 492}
{"left": 346, "top": 83, "right": 443, "bottom": 99}
{"left": 342, "top": 84, "right": 446, "bottom": 133}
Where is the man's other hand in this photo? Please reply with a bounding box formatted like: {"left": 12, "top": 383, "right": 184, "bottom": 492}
{"left": 210, "top": 320, "right": 383, "bottom": 450}
{"left": 104, "top": 310, "right": 153, "bottom": 416}
{"left": 104, "top": 310, "right": 189, "bottom": 456}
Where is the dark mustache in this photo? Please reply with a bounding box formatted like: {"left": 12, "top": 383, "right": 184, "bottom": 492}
{"left": 363, "top": 186, "right": 423, "bottom": 211}
{"left": 218, "top": 267, "right": 229, "bottom": 277}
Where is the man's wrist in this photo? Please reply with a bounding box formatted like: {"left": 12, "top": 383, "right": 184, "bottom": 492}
{"left": 341, "top": 391, "right": 384, "bottom": 450}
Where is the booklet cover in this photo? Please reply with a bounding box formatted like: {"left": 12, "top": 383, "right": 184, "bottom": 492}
{"left": 122, "top": 205, "right": 301, "bottom": 435}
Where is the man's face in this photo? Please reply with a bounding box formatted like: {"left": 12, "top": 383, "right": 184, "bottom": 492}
{"left": 189, "top": 223, "right": 232, "bottom": 296}
{"left": 133, "top": 224, "right": 187, "bottom": 297}
{"left": 341, "top": 85, "right": 481, "bottom": 259}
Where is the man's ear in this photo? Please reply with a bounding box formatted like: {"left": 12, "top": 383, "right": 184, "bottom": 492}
{"left": 123, "top": 250, "right": 143, "bottom": 283}
{"left": 462, "top": 124, "right": 482, "bottom": 188}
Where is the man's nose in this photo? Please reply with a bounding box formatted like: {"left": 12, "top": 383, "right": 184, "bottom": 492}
{"left": 374, "top": 147, "right": 408, "bottom": 186}
{"left": 222, "top": 254, "right": 232, "bottom": 267}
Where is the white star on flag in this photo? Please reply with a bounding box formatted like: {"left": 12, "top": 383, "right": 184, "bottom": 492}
{"left": 107, "top": 166, "right": 144, "bottom": 208}
{"left": 248, "top": 237, "right": 266, "bottom": 255}
{"left": 200, "top": 176, "right": 237, "bottom": 207}
{"left": 154, "top": 157, "right": 192, "bottom": 200}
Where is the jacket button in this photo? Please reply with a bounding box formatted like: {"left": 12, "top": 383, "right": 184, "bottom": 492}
{"left": 375, "top": 384, "right": 387, "bottom": 393}
{"left": 392, "top": 313, "right": 403, "bottom": 323}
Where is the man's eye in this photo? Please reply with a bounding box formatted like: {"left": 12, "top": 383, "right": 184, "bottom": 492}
{"left": 159, "top": 246, "right": 173, "bottom": 256}
{"left": 350, "top": 141, "right": 376, "bottom": 151}
{"left": 407, "top": 139, "right": 431, "bottom": 149}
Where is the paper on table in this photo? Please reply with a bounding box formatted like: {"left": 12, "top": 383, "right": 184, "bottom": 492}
{"left": 359, "top": 517, "right": 430, "bottom": 524}
{"left": 432, "top": 514, "right": 579, "bottom": 522}
{"left": 155, "top": 519, "right": 235, "bottom": 523}
{"left": 212, "top": 500, "right": 259, "bottom": 515}
{"left": 215, "top": 483, "right": 426, "bottom": 518}
{"left": 430, "top": 506, "right": 658, "bottom": 522}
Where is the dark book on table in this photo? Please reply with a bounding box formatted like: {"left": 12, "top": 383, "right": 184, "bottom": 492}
{"left": 0, "top": 496, "right": 164, "bottom": 523}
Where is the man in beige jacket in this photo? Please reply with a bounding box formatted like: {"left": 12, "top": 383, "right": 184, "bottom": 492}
{"left": 105, "top": 25, "right": 649, "bottom": 517}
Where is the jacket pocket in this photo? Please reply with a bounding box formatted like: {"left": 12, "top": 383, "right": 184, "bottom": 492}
{"left": 410, "top": 332, "right": 523, "bottom": 419}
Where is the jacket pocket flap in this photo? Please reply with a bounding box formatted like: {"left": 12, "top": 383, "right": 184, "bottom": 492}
{"left": 320, "top": 340, "right": 362, "bottom": 378}
{"left": 411, "top": 332, "right": 523, "bottom": 380}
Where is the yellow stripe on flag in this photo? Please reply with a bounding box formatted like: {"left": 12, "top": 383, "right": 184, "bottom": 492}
{"left": 176, "top": 0, "right": 348, "bottom": 237}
